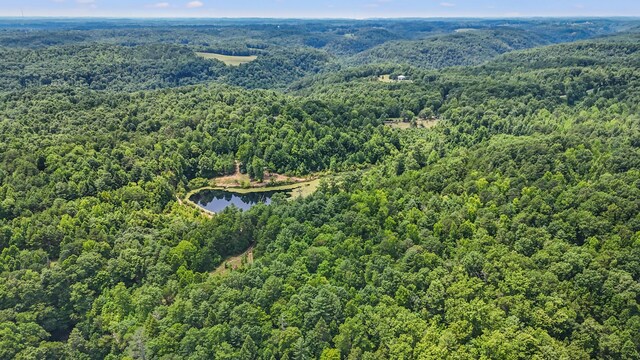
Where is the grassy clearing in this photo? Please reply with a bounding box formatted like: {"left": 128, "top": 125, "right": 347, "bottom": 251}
{"left": 188, "top": 179, "right": 320, "bottom": 197}
{"left": 195, "top": 52, "right": 258, "bottom": 66}
{"left": 377, "top": 74, "right": 413, "bottom": 83}
{"left": 378, "top": 74, "right": 393, "bottom": 83}
{"left": 212, "top": 245, "right": 254, "bottom": 276}
{"left": 385, "top": 121, "right": 412, "bottom": 129}
{"left": 287, "top": 178, "right": 321, "bottom": 199}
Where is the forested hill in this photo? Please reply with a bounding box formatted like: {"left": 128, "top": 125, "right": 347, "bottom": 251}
{"left": 0, "top": 44, "right": 334, "bottom": 91}
{"left": 346, "top": 25, "right": 640, "bottom": 70}
{"left": 0, "top": 18, "right": 636, "bottom": 92}
{"left": 294, "top": 31, "right": 640, "bottom": 99}
{"left": 1, "top": 18, "right": 630, "bottom": 49}
{"left": 348, "top": 29, "right": 550, "bottom": 69}
{"left": 0, "top": 83, "right": 398, "bottom": 224}
{"left": 476, "top": 32, "right": 640, "bottom": 71}
{"left": 1, "top": 19, "right": 640, "bottom": 359}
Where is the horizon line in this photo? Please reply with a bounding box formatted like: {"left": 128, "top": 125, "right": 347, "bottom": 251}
{"left": 1, "top": 15, "right": 639, "bottom": 20}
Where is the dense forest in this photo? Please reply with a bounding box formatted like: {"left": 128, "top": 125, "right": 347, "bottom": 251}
{"left": 0, "top": 44, "right": 334, "bottom": 91}
{"left": 348, "top": 29, "right": 551, "bottom": 69}
{"left": 1, "top": 18, "right": 639, "bottom": 359}
{"left": 0, "top": 18, "right": 636, "bottom": 91}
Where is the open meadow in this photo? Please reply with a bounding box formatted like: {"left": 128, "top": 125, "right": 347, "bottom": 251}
{"left": 195, "top": 52, "right": 258, "bottom": 66}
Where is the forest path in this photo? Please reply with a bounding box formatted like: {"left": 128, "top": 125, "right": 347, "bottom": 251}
{"left": 212, "top": 244, "right": 255, "bottom": 275}
{"left": 177, "top": 194, "right": 214, "bottom": 218}
{"left": 176, "top": 193, "right": 253, "bottom": 275}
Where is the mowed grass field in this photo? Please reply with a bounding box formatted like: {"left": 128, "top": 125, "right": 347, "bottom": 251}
{"left": 384, "top": 119, "right": 440, "bottom": 129}
{"left": 195, "top": 52, "right": 258, "bottom": 66}
{"left": 377, "top": 74, "right": 413, "bottom": 83}
{"left": 194, "top": 179, "right": 321, "bottom": 197}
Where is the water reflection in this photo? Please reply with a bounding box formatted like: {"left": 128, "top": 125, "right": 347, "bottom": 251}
{"left": 190, "top": 189, "right": 291, "bottom": 213}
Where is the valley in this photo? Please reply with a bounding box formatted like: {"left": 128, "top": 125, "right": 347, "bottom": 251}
{"left": 0, "top": 16, "right": 639, "bottom": 360}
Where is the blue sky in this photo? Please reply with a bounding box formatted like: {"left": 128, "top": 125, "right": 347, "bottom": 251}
{"left": 2, "top": 0, "right": 639, "bottom": 18}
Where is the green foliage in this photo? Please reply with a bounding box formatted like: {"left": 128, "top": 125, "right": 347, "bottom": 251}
{"left": 0, "top": 18, "right": 639, "bottom": 360}
{"left": 350, "top": 29, "right": 550, "bottom": 69}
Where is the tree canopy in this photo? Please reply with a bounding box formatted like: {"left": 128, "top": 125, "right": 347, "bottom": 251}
{"left": 0, "top": 18, "right": 639, "bottom": 360}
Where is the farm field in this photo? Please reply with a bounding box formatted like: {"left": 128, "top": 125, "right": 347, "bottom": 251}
{"left": 195, "top": 52, "right": 258, "bottom": 66}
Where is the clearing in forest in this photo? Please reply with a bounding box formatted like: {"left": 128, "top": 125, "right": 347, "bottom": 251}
{"left": 212, "top": 245, "right": 254, "bottom": 276}
{"left": 195, "top": 52, "right": 258, "bottom": 66}
{"left": 377, "top": 74, "right": 413, "bottom": 83}
{"left": 207, "top": 160, "right": 311, "bottom": 189}
{"left": 180, "top": 160, "right": 322, "bottom": 217}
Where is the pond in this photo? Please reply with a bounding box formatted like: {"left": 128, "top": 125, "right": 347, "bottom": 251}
{"left": 189, "top": 189, "right": 292, "bottom": 213}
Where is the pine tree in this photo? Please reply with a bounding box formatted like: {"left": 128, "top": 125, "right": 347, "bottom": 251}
{"left": 307, "top": 317, "right": 330, "bottom": 356}
{"left": 292, "top": 337, "right": 311, "bottom": 360}
{"left": 240, "top": 335, "right": 258, "bottom": 360}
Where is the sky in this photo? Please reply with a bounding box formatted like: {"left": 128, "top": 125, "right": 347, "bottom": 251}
{"left": 1, "top": 0, "right": 639, "bottom": 18}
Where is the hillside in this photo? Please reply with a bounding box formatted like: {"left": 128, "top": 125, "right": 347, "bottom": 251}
{"left": 348, "top": 29, "right": 551, "bottom": 69}
{"left": 0, "top": 19, "right": 639, "bottom": 360}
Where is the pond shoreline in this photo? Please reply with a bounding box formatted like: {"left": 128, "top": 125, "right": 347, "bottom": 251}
{"left": 182, "top": 179, "right": 321, "bottom": 216}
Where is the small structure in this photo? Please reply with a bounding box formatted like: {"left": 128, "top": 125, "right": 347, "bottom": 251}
{"left": 397, "top": 75, "right": 407, "bottom": 81}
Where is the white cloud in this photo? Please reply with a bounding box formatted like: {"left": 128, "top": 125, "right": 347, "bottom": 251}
{"left": 440, "top": 2, "right": 455, "bottom": 7}
{"left": 186, "top": 1, "right": 204, "bottom": 8}
{"left": 76, "top": 0, "right": 95, "bottom": 4}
